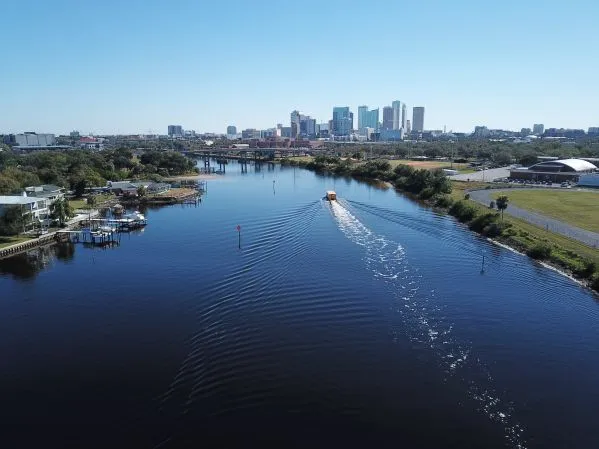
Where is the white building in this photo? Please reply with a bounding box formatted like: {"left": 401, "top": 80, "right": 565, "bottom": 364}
{"left": 15, "top": 133, "right": 56, "bottom": 147}
{"left": 392, "top": 100, "right": 402, "bottom": 130}
{"left": 0, "top": 194, "right": 50, "bottom": 230}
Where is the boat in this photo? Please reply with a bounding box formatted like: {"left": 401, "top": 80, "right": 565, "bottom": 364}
{"left": 326, "top": 191, "right": 337, "bottom": 201}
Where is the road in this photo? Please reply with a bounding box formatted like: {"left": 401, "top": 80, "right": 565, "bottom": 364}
{"left": 450, "top": 167, "right": 510, "bottom": 182}
{"left": 468, "top": 188, "right": 599, "bottom": 248}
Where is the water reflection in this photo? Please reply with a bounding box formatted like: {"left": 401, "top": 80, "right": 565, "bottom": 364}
{"left": 0, "top": 242, "right": 75, "bottom": 280}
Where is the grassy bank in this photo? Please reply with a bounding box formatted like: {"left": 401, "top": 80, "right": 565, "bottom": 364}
{"left": 282, "top": 157, "right": 599, "bottom": 293}
{"left": 490, "top": 189, "right": 599, "bottom": 233}
{"left": 0, "top": 235, "right": 34, "bottom": 249}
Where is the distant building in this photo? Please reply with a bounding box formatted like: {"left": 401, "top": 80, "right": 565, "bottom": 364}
{"left": 588, "top": 127, "right": 599, "bottom": 136}
{"left": 392, "top": 100, "right": 402, "bottom": 130}
{"left": 70, "top": 131, "right": 80, "bottom": 138}
{"left": 521, "top": 128, "right": 532, "bottom": 136}
{"left": 544, "top": 128, "right": 586, "bottom": 139}
{"left": 15, "top": 132, "right": 56, "bottom": 147}
{"left": 316, "top": 123, "right": 330, "bottom": 138}
{"left": 533, "top": 124, "right": 544, "bottom": 135}
{"left": 79, "top": 136, "right": 105, "bottom": 150}
{"left": 357, "top": 106, "right": 369, "bottom": 131}
{"left": 382, "top": 106, "right": 393, "bottom": 130}
{"left": 332, "top": 107, "right": 353, "bottom": 136}
{"left": 280, "top": 127, "right": 292, "bottom": 138}
{"left": 227, "top": 125, "right": 237, "bottom": 135}
{"left": 241, "top": 128, "right": 261, "bottom": 139}
{"left": 380, "top": 129, "right": 404, "bottom": 141}
{"left": 167, "top": 125, "right": 183, "bottom": 137}
{"left": 406, "top": 120, "right": 411, "bottom": 134}
{"left": 401, "top": 103, "right": 407, "bottom": 130}
{"left": 412, "top": 107, "right": 425, "bottom": 132}
{"left": 473, "top": 126, "right": 490, "bottom": 138}
{"left": 290, "top": 110, "right": 301, "bottom": 138}
{"left": 299, "top": 116, "right": 316, "bottom": 138}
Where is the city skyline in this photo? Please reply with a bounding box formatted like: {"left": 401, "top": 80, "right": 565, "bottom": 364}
{"left": 1, "top": 0, "right": 598, "bottom": 135}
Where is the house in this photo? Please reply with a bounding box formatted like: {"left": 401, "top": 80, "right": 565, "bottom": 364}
{"left": 0, "top": 194, "right": 50, "bottom": 230}
{"left": 79, "top": 136, "right": 105, "bottom": 150}
{"left": 25, "top": 184, "right": 65, "bottom": 204}
{"left": 106, "top": 180, "right": 170, "bottom": 196}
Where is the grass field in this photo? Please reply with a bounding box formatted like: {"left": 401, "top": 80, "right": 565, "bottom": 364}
{"left": 0, "top": 235, "right": 33, "bottom": 249}
{"left": 388, "top": 159, "right": 473, "bottom": 173}
{"left": 494, "top": 189, "right": 599, "bottom": 233}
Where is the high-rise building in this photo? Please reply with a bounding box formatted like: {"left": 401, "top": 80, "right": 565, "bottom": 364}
{"left": 241, "top": 128, "right": 260, "bottom": 139}
{"left": 382, "top": 106, "right": 393, "bottom": 130}
{"left": 392, "top": 100, "right": 402, "bottom": 130}
{"left": 588, "top": 127, "right": 599, "bottom": 136}
{"left": 533, "top": 124, "right": 544, "bottom": 135}
{"left": 168, "top": 125, "right": 183, "bottom": 137}
{"left": 332, "top": 107, "right": 353, "bottom": 136}
{"left": 521, "top": 128, "right": 532, "bottom": 136}
{"left": 406, "top": 120, "right": 411, "bottom": 134}
{"left": 412, "top": 107, "right": 425, "bottom": 132}
{"left": 299, "top": 115, "right": 316, "bottom": 138}
{"left": 358, "top": 106, "right": 369, "bottom": 131}
{"left": 290, "top": 110, "right": 301, "bottom": 138}
{"left": 368, "top": 108, "right": 379, "bottom": 131}
{"left": 227, "top": 125, "right": 237, "bottom": 135}
{"left": 401, "top": 103, "right": 407, "bottom": 130}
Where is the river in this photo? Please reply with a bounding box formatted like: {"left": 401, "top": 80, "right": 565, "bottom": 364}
{"left": 1, "top": 160, "right": 598, "bottom": 449}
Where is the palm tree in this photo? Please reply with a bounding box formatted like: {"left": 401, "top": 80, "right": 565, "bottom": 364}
{"left": 496, "top": 195, "right": 509, "bottom": 221}
{"left": 50, "top": 198, "right": 73, "bottom": 227}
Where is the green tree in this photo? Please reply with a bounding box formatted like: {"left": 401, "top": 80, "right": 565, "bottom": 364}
{"left": 0, "top": 206, "right": 25, "bottom": 236}
{"left": 50, "top": 198, "right": 73, "bottom": 227}
{"left": 86, "top": 195, "right": 97, "bottom": 209}
{"left": 137, "top": 185, "right": 147, "bottom": 197}
{"left": 496, "top": 195, "right": 509, "bottom": 220}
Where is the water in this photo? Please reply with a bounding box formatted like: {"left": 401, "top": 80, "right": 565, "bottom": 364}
{"left": 1, "top": 160, "right": 598, "bottom": 449}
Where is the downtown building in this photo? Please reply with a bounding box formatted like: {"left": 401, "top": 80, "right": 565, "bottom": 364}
{"left": 167, "top": 125, "right": 183, "bottom": 137}
{"left": 412, "top": 107, "right": 425, "bottom": 132}
{"left": 332, "top": 107, "right": 353, "bottom": 138}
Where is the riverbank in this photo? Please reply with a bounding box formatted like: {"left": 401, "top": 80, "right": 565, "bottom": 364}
{"left": 280, "top": 157, "right": 599, "bottom": 294}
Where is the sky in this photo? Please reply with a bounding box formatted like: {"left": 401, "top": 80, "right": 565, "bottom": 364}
{"left": 1, "top": 0, "right": 598, "bottom": 135}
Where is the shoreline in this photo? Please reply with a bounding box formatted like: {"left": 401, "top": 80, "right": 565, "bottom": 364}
{"left": 280, "top": 158, "right": 599, "bottom": 295}
{"left": 164, "top": 174, "right": 218, "bottom": 181}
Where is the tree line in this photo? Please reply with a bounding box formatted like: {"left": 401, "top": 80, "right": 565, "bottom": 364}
{"left": 0, "top": 148, "right": 197, "bottom": 196}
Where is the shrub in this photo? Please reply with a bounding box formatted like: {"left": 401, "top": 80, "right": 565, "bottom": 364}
{"left": 434, "top": 195, "right": 453, "bottom": 208}
{"left": 489, "top": 200, "right": 495, "bottom": 209}
{"left": 573, "top": 261, "right": 597, "bottom": 279}
{"left": 527, "top": 242, "right": 552, "bottom": 259}
{"left": 419, "top": 187, "right": 436, "bottom": 200}
{"left": 591, "top": 275, "right": 599, "bottom": 292}
{"left": 464, "top": 193, "right": 470, "bottom": 200}
{"left": 449, "top": 200, "right": 478, "bottom": 223}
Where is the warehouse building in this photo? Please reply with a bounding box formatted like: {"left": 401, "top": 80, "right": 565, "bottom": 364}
{"left": 510, "top": 158, "right": 597, "bottom": 183}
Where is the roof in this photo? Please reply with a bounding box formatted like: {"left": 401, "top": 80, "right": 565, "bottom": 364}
{"left": 529, "top": 158, "right": 597, "bottom": 172}
{"left": 0, "top": 196, "right": 47, "bottom": 205}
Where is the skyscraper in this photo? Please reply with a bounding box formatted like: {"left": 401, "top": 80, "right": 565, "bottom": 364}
{"left": 226, "top": 125, "right": 237, "bottom": 135}
{"left": 533, "top": 124, "right": 544, "bottom": 135}
{"left": 368, "top": 108, "right": 379, "bottom": 131}
{"left": 358, "top": 105, "right": 369, "bottom": 131}
{"left": 168, "top": 125, "right": 183, "bottom": 137}
{"left": 406, "top": 120, "right": 411, "bottom": 134}
{"left": 401, "top": 103, "right": 407, "bottom": 130}
{"left": 412, "top": 107, "right": 425, "bottom": 132}
{"left": 382, "top": 106, "right": 393, "bottom": 130}
{"left": 332, "top": 107, "right": 353, "bottom": 136}
{"left": 392, "top": 100, "right": 401, "bottom": 130}
{"left": 290, "top": 110, "right": 301, "bottom": 138}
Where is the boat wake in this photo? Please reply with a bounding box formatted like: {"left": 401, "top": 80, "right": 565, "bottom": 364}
{"left": 329, "top": 199, "right": 526, "bottom": 449}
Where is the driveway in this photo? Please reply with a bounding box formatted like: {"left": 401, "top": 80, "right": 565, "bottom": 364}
{"left": 468, "top": 188, "right": 599, "bottom": 248}
{"left": 450, "top": 166, "right": 511, "bottom": 182}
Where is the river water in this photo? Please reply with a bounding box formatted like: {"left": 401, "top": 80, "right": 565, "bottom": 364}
{"left": 1, "top": 160, "right": 598, "bottom": 449}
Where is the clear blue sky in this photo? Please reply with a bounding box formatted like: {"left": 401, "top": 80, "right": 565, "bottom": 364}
{"left": 2, "top": 0, "right": 597, "bottom": 135}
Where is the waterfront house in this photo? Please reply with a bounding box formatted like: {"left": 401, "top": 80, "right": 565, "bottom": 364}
{"left": 0, "top": 194, "right": 50, "bottom": 231}
{"left": 25, "top": 184, "right": 65, "bottom": 204}
{"left": 106, "top": 180, "right": 170, "bottom": 196}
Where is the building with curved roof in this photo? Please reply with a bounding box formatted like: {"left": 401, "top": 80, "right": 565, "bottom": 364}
{"left": 510, "top": 158, "right": 597, "bottom": 183}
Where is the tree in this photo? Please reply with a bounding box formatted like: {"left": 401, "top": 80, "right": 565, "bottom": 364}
{"left": 137, "top": 185, "right": 147, "bottom": 197}
{"left": 50, "top": 198, "right": 73, "bottom": 227}
{"left": 86, "top": 195, "right": 97, "bottom": 208}
{"left": 496, "top": 195, "right": 509, "bottom": 220}
{"left": 0, "top": 206, "right": 25, "bottom": 236}
{"left": 489, "top": 200, "right": 495, "bottom": 209}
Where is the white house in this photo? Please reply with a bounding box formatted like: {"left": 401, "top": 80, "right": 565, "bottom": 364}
{"left": 25, "top": 184, "right": 65, "bottom": 204}
{"left": 0, "top": 194, "right": 50, "bottom": 231}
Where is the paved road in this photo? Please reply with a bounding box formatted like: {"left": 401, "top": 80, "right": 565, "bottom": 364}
{"left": 468, "top": 188, "right": 599, "bottom": 248}
{"left": 450, "top": 167, "right": 510, "bottom": 182}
